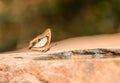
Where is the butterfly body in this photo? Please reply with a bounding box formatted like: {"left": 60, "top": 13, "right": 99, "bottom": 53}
{"left": 28, "top": 28, "right": 51, "bottom": 52}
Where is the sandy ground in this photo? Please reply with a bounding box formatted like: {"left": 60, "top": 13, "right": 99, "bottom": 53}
{"left": 5, "top": 33, "right": 119, "bottom": 54}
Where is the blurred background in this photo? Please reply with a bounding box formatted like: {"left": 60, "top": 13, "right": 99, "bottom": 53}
{"left": 0, "top": 0, "right": 120, "bottom": 52}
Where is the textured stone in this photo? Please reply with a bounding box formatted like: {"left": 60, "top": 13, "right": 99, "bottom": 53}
{"left": 0, "top": 53, "right": 120, "bottom": 83}
{"left": 1, "top": 33, "right": 120, "bottom": 83}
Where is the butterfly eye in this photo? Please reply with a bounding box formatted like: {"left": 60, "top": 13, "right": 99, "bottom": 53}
{"left": 38, "top": 39, "right": 41, "bottom": 42}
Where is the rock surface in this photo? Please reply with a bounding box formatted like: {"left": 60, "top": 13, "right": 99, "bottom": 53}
{"left": 1, "top": 33, "right": 120, "bottom": 83}
{"left": 0, "top": 52, "right": 120, "bottom": 83}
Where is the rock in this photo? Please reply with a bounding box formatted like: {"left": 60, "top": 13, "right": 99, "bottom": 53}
{"left": 0, "top": 52, "right": 120, "bottom": 83}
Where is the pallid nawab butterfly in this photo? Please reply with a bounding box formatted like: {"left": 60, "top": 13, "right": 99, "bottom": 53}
{"left": 28, "top": 28, "right": 51, "bottom": 52}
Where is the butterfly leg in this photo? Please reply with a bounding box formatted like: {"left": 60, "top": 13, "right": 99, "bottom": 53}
{"left": 41, "top": 43, "right": 57, "bottom": 52}
{"left": 30, "top": 47, "right": 50, "bottom": 53}
{"left": 41, "top": 48, "right": 50, "bottom": 52}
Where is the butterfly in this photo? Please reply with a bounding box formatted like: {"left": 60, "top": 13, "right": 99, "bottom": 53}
{"left": 28, "top": 28, "right": 51, "bottom": 52}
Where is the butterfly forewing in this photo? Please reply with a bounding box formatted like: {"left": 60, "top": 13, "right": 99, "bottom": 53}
{"left": 28, "top": 28, "right": 51, "bottom": 52}
{"left": 33, "top": 37, "right": 48, "bottom": 48}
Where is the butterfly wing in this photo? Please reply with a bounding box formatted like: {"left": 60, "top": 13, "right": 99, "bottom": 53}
{"left": 28, "top": 28, "right": 51, "bottom": 52}
{"left": 33, "top": 37, "right": 48, "bottom": 48}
